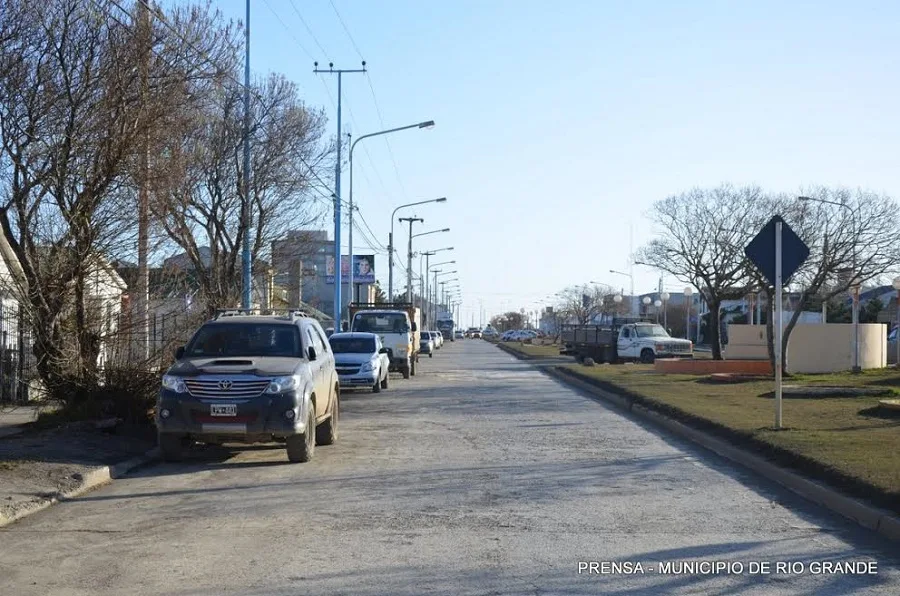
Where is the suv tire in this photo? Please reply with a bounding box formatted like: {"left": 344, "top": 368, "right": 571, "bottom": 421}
{"left": 286, "top": 407, "right": 316, "bottom": 462}
{"left": 411, "top": 357, "right": 417, "bottom": 376}
{"left": 640, "top": 348, "right": 655, "bottom": 364}
{"left": 159, "top": 433, "right": 186, "bottom": 462}
{"left": 380, "top": 373, "right": 389, "bottom": 389}
{"left": 316, "top": 390, "right": 339, "bottom": 445}
{"left": 372, "top": 376, "right": 382, "bottom": 393}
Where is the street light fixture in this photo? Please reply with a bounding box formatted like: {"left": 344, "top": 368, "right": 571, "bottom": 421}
{"left": 799, "top": 195, "right": 860, "bottom": 373}
{"left": 389, "top": 198, "right": 447, "bottom": 300}
{"left": 347, "top": 120, "right": 435, "bottom": 310}
{"left": 660, "top": 291, "right": 670, "bottom": 329}
{"left": 610, "top": 269, "right": 635, "bottom": 316}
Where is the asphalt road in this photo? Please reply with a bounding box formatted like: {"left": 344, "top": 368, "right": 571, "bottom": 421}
{"left": 1, "top": 340, "right": 898, "bottom": 595}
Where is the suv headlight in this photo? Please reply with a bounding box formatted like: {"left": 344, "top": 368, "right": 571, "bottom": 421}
{"left": 360, "top": 361, "right": 375, "bottom": 373}
{"left": 266, "top": 375, "right": 302, "bottom": 394}
{"left": 162, "top": 375, "right": 187, "bottom": 393}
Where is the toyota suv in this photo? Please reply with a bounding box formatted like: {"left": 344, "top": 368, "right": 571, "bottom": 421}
{"left": 156, "top": 310, "right": 340, "bottom": 463}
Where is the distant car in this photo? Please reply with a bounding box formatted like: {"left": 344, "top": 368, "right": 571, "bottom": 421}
{"left": 420, "top": 332, "right": 435, "bottom": 357}
{"left": 329, "top": 332, "right": 390, "bottom": 393}
{"left": 472, "top": 330, "right": 482, "bottom": 339}
{"left": 431, "top": 330, "right": 443, "bottom": 349}
{"left": 454, "top": 330, "right": 465, "bottom": 339}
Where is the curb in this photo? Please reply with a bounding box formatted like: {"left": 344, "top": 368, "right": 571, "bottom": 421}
{"left": 0, "top": 447, "right": 160, "bottom": 528}
{"left": 494, "top": 343, "right": 900, "bottom": 544}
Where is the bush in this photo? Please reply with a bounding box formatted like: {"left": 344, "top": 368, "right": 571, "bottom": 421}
{"left": 583, "top": 358, "right": 595, "bottom": 367}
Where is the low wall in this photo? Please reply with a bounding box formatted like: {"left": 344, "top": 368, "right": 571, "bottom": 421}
{"left": 655, "top": 359, "right": 772, "bottom": 375}
{"left": 724, "top": 324, "right": 887, "bottom": 374}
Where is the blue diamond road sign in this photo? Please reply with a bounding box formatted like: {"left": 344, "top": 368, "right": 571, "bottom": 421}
{"left": 744, "top": 215, "right": 810, "bottom": 286}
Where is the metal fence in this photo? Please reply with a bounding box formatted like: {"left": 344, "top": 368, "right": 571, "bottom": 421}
{"left": 0, "top": 302, "right": 36, "bottom": 404}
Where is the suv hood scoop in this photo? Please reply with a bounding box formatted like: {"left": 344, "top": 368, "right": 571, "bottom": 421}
{"left": 209, "top": 359, "right": 254, "bottom": 366}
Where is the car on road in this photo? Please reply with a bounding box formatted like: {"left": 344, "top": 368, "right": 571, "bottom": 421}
{"left": 432, "top": 330, "right": 444, "bottom": 349}
{"left": 420, "top": 331, "right": 436, "bottom": 357}
{"left": 328, "top": 332, "right": 390, "bottom": 393}
{"left": 454, "top": 329, "right": 465, "bottom": 340}
{"left": 156, "top": 310, "right": 340, "bottom": 464}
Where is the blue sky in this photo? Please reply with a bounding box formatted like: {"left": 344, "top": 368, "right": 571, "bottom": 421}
{"left": 208, "top": 0, "right": 900, "bottom": 326}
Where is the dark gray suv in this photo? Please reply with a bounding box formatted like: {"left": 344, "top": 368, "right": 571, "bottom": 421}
{"left": 156, "top": 310, "right": 339, "bottom": 463}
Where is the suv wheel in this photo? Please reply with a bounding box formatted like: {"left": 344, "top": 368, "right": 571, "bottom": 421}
{"left": 316, "top": 389, "right": 339, "bottom": 445}
{"left": 380, "top": 372, "right": 389, "bottom": 389}
{"left": 372, "top": 375, "right": 382, "bottom": 393}
{"left": 159, "top": 433, "right": 187, "bottom": 462}
{"left": 640, "top": 348, "right": 655, "bottom": 364}
{"left": 286, "top": 406, "right": 316, "bottom": 463}
{"left": 411, "top": 357, "right": 417, "bottom": 376}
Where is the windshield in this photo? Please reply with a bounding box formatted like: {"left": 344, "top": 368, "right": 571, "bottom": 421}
{"left": 353, "top": 313, "right": 409, "bottom": 333}
{"left": 634, "top": 325, "right": 670, "bottom": 338}
{"left": 329, "top": 337, "right": 376, "bottom": 354}
{"left": 185, "top": 324, "right": 302, "bottom": 358}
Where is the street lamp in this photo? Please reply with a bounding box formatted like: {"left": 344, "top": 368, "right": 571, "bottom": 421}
{"left": 426, "top": 259, "right": 455, "bottom": 325}
{"left": 389, "top": 198, "right": 447, "bottom": 301}
{"left": 684, "top": 287, "right": 693, "bottom": 341}
{"left": 642, "top": 296, "right": 651, "bottom": 318}
{"left": 654, "top": 299, "right": 663, "bottom": 323}
{"left": 610, "top": 269, "right": 635, "bottom": 316}
{"left": 347, "top": 120, "right": 434, "bottom": 311}
{"left": 660, "top": 292, "right": 670, "bottom": 329}
{"left": 799, "top": 195, "right": 860, "bottom": 373}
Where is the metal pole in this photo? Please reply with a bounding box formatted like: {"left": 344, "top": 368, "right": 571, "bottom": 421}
{"left": 241, "top": 0, "right": 252, "bottom": 308}
{"left": 775, "top": 221, "right": 783, "bottom": 429}
{"left": 686, "top": 299, "right": 690, "bottom": 341}
{"left": 425, "top": 253, "right": 431, "bottom": 324}
{"left": 333, "top": 72, "right": 342, "bottom": 323}
{"left": 852, "top": 257, "right": 860, "bottom": 373}
{"left": 388, "top": 230, "right": 393, "bottom": 301}
{"left": 347, "top": 132, "right": 353, "bottom": 311}
{"left": 407, "top": 221, "right": 413, "bottom": 303}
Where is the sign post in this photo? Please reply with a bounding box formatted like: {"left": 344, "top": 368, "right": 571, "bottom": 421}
{"left": 745, "top": 215, "right": 809, "bottom": 430}
{"left": 774, "top": 220, "right": 783, "bottom": 428}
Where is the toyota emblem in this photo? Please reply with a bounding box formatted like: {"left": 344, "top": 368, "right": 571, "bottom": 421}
{"left": 218, "top": 380, "right": 233, "bottom": 391}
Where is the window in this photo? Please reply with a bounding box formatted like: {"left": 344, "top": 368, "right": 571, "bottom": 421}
{"left": 353, "top": 313, "right": 409, "bottom": 333}
{"left": 311, "top": 325, "right": 329, "bottom": 353}
{"left": 329, "top": 336, "right": 376, "bottom": 354}
{"left": 186, "top": 324, "right": 302, "bottom": 357}
{"left": 622, "top": 327, "right": 631, "bottom": 339}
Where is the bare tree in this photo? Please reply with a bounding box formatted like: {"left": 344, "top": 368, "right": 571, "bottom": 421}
{"left": 152, "top": 71, "right": 331, "bottom": 315}
{"left": 749, "top": 189, "right": 900, "bottom": 372}
{"left": 0, "top": 0, "right": 236, "bottom": 401}
{"left": 636, "top": 184, "right": 768, "bottom": 359}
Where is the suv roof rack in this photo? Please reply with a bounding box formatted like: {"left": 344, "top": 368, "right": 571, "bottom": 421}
{"left": 213, "top": 308, "right": 310, "bottom": 321}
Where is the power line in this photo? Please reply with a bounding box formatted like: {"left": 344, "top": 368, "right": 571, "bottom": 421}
{"left": 328, "top": 0, "right": 364, "bottom": 61}
{"left": 259, "top": 0, "right": 315, "bottom": 61}
{"left": 120, "top": 0, "right": 337, "bottom": 198}
{"left": 366, "top": 73, "right": 410, "bottom": 200}
{"left": 287, "top": 0, "right": 329, "bottom": 57}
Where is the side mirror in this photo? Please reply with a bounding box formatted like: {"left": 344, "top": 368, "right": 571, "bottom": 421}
{"left": 307, "top": 346, "right": 317, "bottom": 361}
{"left": 411, "top": 322, "right": 418, "bottom": 332}
{"left": 379, "top": 347, "right": 389, "bottom": 354}
{"left": 175, "top": 346, "right": 185, "bottom": 360}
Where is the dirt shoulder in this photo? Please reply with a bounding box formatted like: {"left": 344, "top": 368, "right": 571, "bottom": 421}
{"left": 0, "top": 421, "right": 155, "bottom": 523}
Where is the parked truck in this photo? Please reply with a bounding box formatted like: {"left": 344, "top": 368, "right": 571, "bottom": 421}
{"left": 560, "top": 318, "right": 693, "bottom": 364}
{"left": 436, "top": 312, "right": 455, "bottom": 342}
{"left": 348, "top": 302, "right": 421, "bottom": 379}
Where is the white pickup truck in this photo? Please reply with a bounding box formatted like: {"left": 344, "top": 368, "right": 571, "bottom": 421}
{"left": 560, "top": 320, "right": 693, "bottom": 364}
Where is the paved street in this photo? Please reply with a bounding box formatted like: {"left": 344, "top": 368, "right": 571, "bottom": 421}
{"left": 0, "top": 341, "right": 898, "bottom": 595}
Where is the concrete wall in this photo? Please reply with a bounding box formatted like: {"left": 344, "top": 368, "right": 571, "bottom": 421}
{"left": 725, "top": 324, "right": 887, "bottom": 373}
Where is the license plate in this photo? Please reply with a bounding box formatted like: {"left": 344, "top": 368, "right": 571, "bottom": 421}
{"left": 210, "top": 404, "right": 237, "bottom": 417}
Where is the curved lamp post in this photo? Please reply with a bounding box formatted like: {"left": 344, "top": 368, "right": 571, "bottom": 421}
{"left": 388, "top": 198, "right": 447, "bottom": 300}
{"left": 684, "top": 287, "right": 693, "bottom": 341}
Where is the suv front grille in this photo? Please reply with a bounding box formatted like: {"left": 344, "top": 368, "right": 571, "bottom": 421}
{"left": 185, "top": 379, "right": 270, "bottom": 399}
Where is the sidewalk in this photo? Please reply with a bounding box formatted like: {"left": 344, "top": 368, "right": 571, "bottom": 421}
{"left": 0, "top": 407, "right": 156, "bottom": 526}
{"left": 0, "top": 405, "right": 41, "bottom": 439}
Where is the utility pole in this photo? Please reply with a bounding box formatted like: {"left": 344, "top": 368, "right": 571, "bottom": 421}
{"left": 241, "top": 0, "right": 252, "bottom": 309}
{"left": 135, "top": 0, "right": 151, "bottom": 359}
{"left": 399, "top": 217, "right": 423, "bottom": 303}
{"left": 314, "top": 61, "right": 367, "bottom": 322}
